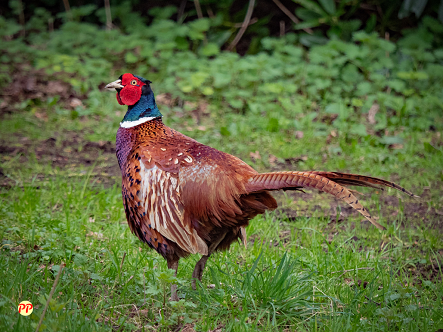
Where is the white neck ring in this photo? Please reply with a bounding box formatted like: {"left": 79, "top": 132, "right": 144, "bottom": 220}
{"left": 119, "top": 117, "right": 157, "bottom": 128}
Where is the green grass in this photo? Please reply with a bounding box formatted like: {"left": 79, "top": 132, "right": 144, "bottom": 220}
{"left": 0, "top": 96, "right": 442, "bottom": 331}
{"left": 1, "top": 12, "right": 443, "bottom": 330}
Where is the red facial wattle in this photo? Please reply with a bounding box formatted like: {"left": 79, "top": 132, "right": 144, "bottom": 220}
{"left": 119, "top": 85, "right": 142, "bottom": 105}
{"left": 116, "top": 73, "right": 146, "bottom": 105}
{"left": 116, "top": 93, "right": 124, "bottom": 105}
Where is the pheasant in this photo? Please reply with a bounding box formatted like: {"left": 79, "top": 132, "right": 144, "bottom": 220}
{"left": 105, "top": 73, "right": 416, "bottom": 301}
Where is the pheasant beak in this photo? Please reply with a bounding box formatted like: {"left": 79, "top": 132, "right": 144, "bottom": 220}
{"left": 105, "top": 79, "right": 124, "bottom": 91}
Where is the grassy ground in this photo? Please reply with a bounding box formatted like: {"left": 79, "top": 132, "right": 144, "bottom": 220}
{"left": 0, "top": 83, "right": 442, "bottom": 332}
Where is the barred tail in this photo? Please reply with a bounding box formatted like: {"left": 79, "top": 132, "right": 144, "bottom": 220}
{"left": 304, "top": 171, "right": 418, "bottom": 197}
{"left": 246, "top": 171, "right": 417, "bottom": 230}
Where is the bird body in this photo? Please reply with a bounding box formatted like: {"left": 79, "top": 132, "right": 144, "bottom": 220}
{"left": 106, "top": 73, "right": 416, "bottom": 301}
{"left": 116, "top": 117, "right": 276, "bottom": 261}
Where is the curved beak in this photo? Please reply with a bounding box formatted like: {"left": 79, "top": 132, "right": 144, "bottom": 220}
{"left": 105, "top": 79, "right": 124, "bottom": 91}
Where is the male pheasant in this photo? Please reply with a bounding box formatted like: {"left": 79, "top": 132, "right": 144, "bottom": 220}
{"left": 105, "top": 73, "right": 416, "bottom": 301}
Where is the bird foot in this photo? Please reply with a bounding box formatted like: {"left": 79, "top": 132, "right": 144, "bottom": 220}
{"left": 191, "top": 255, "right": 209, "bottom": 290}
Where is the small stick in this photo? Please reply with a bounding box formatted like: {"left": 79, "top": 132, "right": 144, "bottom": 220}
{"left": 62, "top": 0, "right": 72, "bottom": 21}
{"left": 232, "top": 18, "right": 258, "bottom": 28}
{"left": 104, "top": 0, "right": 112, "bottom": 30}
{"left": 178, "top": 0, "right": 187, "bottom": 22}
{"left": 365, "top": 295, "right": 381, "bottom": 306}
{"left": 227, "top": 0, "right": 255, "bottom": 51}
{"left": 194, "top": 0, "right": 203, "bottom": 19}
{"left": 17, "top": 0, "right": 25, "bottom": 36}
{"left": 35, "top": 263, "right": 65, "bottom": 332}
{"left": 271, "top": 0, "right": 313, "bottom": 34}
{"left": 119, "top": 252, "right": 126, "bottom": 275}
{"left": 280, "top": 20, "right": 285, "bottom": 37}
{"left": 143, "top": 268, "right": 146, "bottom": 306}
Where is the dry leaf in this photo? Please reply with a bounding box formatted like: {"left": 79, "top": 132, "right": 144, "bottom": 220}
{"left": 368, "top": 103, "right": 379, "bottom": 124}
{"left": 249, "top": 151, "right": 261, "bottom": 160}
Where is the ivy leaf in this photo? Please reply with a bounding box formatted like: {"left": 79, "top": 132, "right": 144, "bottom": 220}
{"left": 200, "top": 43, "right": 219, "bottom": 57}
{"left": 74, "top": 253, "right": 88, "bottom": 266}
{"left": 349, "top": 123, "right": 367, "bottom": 136}
{"left": 125, "top": 52, "right": 138, "bottom": 64}
{"left": 220, "top": 126, "right": 231, "bottom": 136}
{"left": 424, "top": 142, "right": 441, "bottom": 154}
{"left": 379, "top": 136, "right": 404, "bottom": 145}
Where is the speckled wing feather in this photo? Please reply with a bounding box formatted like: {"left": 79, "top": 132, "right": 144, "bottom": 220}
{"left": 120, "top": 148, "right": 208, "bottom": 257}
{"left": 137, "top": 158, "right": 208, "bottom": 255}
{"left": 245, "top": 171, "right": 411, "bottom": 230}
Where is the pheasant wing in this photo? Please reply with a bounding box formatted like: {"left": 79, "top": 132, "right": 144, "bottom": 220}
{"left": 123, "top": 150, "right": 208, "bottom": 256}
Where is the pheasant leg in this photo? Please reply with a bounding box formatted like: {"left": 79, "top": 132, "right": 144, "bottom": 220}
{"left": 167, "top": 258, "right": 179, "bottom": 301}
{"left": 191, "top": 230, "right": 229, "bottom": 290}
{"left": 191, "top": 255, "right": 209, "bottom": 290}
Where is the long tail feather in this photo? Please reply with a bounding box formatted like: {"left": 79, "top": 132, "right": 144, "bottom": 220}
{"left": 304, "top": 171, "right": 418, "bottom": 197}
{"left": 246, "top": 171, "right": 416, "bottom": 230}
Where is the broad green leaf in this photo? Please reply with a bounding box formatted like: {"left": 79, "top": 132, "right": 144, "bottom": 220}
{"left": 294, "top": 19, "right": 322, "bottom": 30}
{"left": 424, "top": 142, "right": 441, "bottom": 154}
{"left": 200, "top": 43, "right": 219, "bottom": 57}
{"left": 125, "top": 52, "right": 138, "bottom": 64}
{"left": 379, "top": 136, "right": 404, "bottom": 145}
{"left": 189, "top": 18, "right": 210, "bottom": 32}
{"left": 292, "top": 0, "right": 327, "bottom": 15}
{"left": 295, "top": 8, "right": 322, "bottom": 21}
{"left": 350, "top": 123, "right": 367, "bottom": 136}
{"left": 318, "top": 0, "right": 336, "bottom": 15}
{"left": 202, "top": 87, "right": 214, "bottom": 95}
{"left": 397, "top": 71, "right": 429, "bottom": 80}
{"left": 220, "top": 126, "right": 230, "bottom": 136}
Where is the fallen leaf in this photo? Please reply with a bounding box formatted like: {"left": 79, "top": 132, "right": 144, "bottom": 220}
{"left": 250, "top": 151, "right": 261, "bottom": 160}
{"left": 295, "top": 131, "right": 304, "bottom": 139}
{"left": 268, "top": 154, "right": 278, "bottom": 166}
{"left": 368, "top": 103, "right": 379, "bottom": 124}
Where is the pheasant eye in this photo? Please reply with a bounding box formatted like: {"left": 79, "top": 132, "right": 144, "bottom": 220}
{"left": 130, "top": 80, "right": 137, "bottom": 85}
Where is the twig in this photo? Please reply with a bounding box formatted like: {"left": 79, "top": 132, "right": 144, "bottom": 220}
{"left": 143, "top": 268, "right": 146, "bottom": 306}
{"left": 104, "top": 0, "right": 112, "bottom": 30}
{"left": 271, "top": 0, "right": 313, "bottom": 35}
{"left": 207, "top": 7, "right": 215, "bottom": 18}
{"left": 177, "top": 0, "right": 187, "bottom": 22}
{"left": 35, "top": 263, "right": 65, "bottom": 332}
{"left": 314, "top": 285, "right": 333, "bottom": 312}
{"left": 231, "top": 18, "right": 258, "bottom": 28}
{"left": 62, "top": 0, "right": 72, "bottom": 21}
{"left": 227, "top": 0, "right": 255, "bottom": 52}
{"left": 17, "top": 0, "right": 25, "bottom": 36}
{"left": 365, "top": 295, "right": 381, "bottom": 306}
{"left": 48, "top": 18, "right": 54, "bottom": 33}
{"left": 119, "top": 252, "right": 126, "bottom": 275}
{"left": 194, "top": 0, "right": 203, "bottom": 19}
{"left": 280, "top": 20, "right": 285, "bottom": 36}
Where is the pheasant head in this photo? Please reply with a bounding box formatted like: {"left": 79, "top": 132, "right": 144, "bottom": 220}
{"left": 105, "top": 73, "right": 162, "bottom": 128}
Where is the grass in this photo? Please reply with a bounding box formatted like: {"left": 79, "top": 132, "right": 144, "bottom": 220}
{"left": 0, "top": 89, "right": 442, "bottom": 332}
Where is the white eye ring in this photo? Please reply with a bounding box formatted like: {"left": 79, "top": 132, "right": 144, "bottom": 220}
{"left": 130, "top": 80, "right": 137, "bottom": 85}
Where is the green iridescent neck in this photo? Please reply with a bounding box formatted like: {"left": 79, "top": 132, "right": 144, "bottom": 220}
{"left": 121, "top": 88, "right": 162, "bottom": 126}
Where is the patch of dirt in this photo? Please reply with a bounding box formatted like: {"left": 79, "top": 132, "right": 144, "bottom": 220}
{"left": 404, "top": 261, "right": 442, "bottom": 284}
{"left": 0, "top": 65, "right": 86, "bottom": 117}
{"left": 0, "top": 132, "right": 120, "bottom": 188}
